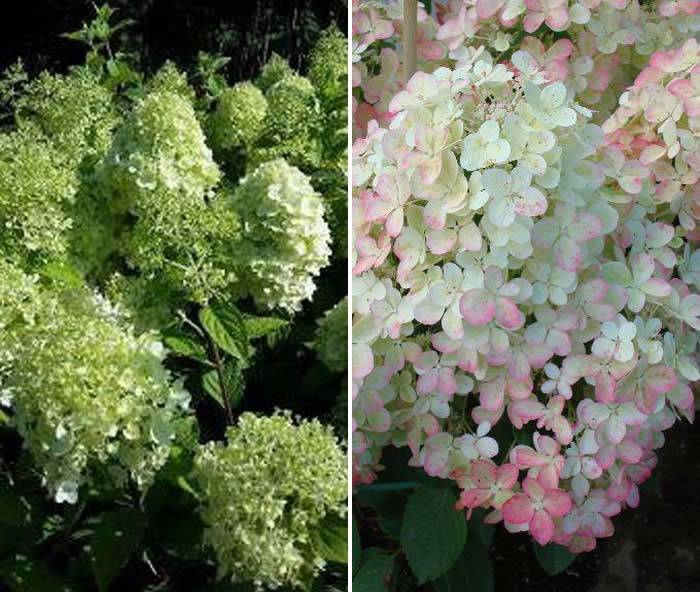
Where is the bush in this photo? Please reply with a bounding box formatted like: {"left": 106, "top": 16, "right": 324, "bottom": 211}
{"left": 0, "top": 4, "right": 347, "bottom": 591}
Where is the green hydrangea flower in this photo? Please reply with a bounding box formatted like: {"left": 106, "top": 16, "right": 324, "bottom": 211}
{"left": 249, "top": 74, "right": 322, "bottom": 171}
{"left": 146, "top": 62, "right": 196, "bottom": 102}
{"left": 15, "top": 69, "right": 118, "bottom": 167}
{"left": 255, "top": 52, "right": 294, "bottom": 93}
{"left": 265, "top": 74, "right": 318, "bottom": 138}
{"left": 194, "top": 412, "right": 347, "bottom": 589}
{"left": 0, "top": 260, "right": 187, "bottom": 504}
{"left": 101, "top": 89, "right": 220, "bottom": 210}
{"left": 209, "top": 81, "right": 268, "bottom": 153}
{"left": 100, "top": 91, "right": 241, "bottom": 305}
{"left": 313, "top": 297, "right": 348, "bottom": 373}
{"left": 231, "top": 159, "right": 331, "bottom": 313}
{"left": 0, "top": 129, "right": 77, "bottom": 268}
{"left": 308, "top": 27, "right": 348, "bottom": 107}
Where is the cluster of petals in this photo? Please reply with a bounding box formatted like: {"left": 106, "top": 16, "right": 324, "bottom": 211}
{"left": 352, "top": 0, "right": 700, "bottom": 554}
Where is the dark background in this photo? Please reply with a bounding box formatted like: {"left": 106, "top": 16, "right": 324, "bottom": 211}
{"left": 0, "top": 0, "right": 347, "bottom": 81}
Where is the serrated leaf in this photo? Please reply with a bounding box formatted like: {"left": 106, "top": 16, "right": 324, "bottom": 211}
{"left": 400, "top": 485, "right": 467, "bottom": 584}
{"left": 312, "top": 513, "right": 347, "bottom": 564}
{"left": 532, "top": 542, "right": 575, "bottom": 576}
{"left": 164, "top": 335, "right": 208, "bottom": 360}
{"left": 202, "top": 362, "right": 245, "bottom": 410}
{"left": 243, "top": 315, "right": 290, "bottom": 339}
{"left": 199, "top": 303, "right": 249, "bottom": 361}
{"left": 433, "top": 536, "right": 493, "bottom": 592}
{"left": 352, "top": 549, "right": 394, "bottom": 592}
{"left": 85, "top": 509, "right": 145, "bottom": 591}
{"left": 202, "top": 370, "right": 225, "bottom": 408}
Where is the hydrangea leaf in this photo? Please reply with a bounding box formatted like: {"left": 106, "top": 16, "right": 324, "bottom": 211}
{"left": 400, "top": 485, "right": 467, "bottom": 583}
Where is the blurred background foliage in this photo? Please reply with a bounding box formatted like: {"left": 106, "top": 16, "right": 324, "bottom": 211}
{"left": 0, "top": 0, "right": 347, "bottom": 80}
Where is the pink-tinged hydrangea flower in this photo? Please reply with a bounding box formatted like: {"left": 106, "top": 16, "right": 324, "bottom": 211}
{"left": 502, "top": 477, "right": 572, "bottom": 545}
{"left": 510, "top": 432, "right": 565, "bottom": 489}
{"left": 352, "top": 0, "right": 699, "bottom": 554}
{"left": 457, "top": 459, "right": 519, "bottom": 512}
{"left": 460, "top": 267, "right": 526, "bottom": 329}
{"left": 523, "top": 0, "right": 569, "bottom": 33}
{"left": 456, "top": 422, "right": 500, "bottom": 460}
{"left": 559, "top": 489, "right": 621, "bottom": 552}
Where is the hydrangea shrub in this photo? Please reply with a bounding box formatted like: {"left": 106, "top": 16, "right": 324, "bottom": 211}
{"left": 352, "top": 0, "right": 699, "bottom": 568}
{"left": 0, "top": 6, "right": 347, "bottom": 590}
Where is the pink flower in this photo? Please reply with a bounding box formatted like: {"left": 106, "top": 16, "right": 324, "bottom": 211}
{"left": 460, "top": 267, "right": 526, "bottom": 330}
{"left": 502, "top": 477, "right": 572, "bottom": 545}
{"left": 456, "top": 459, "right": 519, "bottom": 512}
{"left": 560, "top": 489, "right": 620, "bottom": 549}
{"left": 510, "top": 432, "right": 564, "bottom": 488}
{"left": 523, "top": 0, "right": 569, "bottom": 33}
{"left": 354, "top": 7, "right": 394, "bottom": 45}
{"left": 361, "top": 173, "right": 410, "bottom": 237}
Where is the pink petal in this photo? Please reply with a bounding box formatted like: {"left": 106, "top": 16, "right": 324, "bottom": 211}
{"left": 511, "top": 445, "right": 546, "bottom": 469}
{"left": 459, "top": 487, "right": 492, "bottom": 509}
{"left": 530, "top": 510, "right": 555, "bottom": 545}
{"left": 496, "top": 463, "right": 520, "bottom": 489}
{"left": 543, "top": 490, "right": 572, "bottom": 518}
{"left": 523, "top": 12, "right": 545, "bottom": 33}
{"left": 460, "top": 289, "right": 496, "bottom": 325}
{"left": 471, "top": 459, "right": 498, "bottom": 487}
{"left": 495, "top": 297, "right": 524, "bottom": 330}
{"left": 546, "top": 7, "right": 569, "bottom": 31}
{"left": 503, "top": 493, "right": 535, "bottom": 525}
{"left": 427, "top": 228, "right": 457, "bottom": 254}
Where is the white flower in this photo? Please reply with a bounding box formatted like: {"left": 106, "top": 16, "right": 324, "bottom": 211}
{"left": 455, "top": 422, "right": 499, "bottom": 460}
{"left": 482, "top": 166, "right": 548, "bottom": 227}
{"left": 55, "top": 480, "right": 79, "bottom": 504}
{"left": 592, "top": 316, "right": 637, "bottom": 362}
{"left": 460, "top": 121, "right": 511, "bottom": 171}
{"left": 524, "top": 81, "right": 577, "bottom": 129}
{"left": 634, "top": 317, "right": 663, "bottom": 364}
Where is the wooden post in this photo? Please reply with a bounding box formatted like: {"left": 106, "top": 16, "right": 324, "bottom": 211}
{"left": 403, "top": 0, "right": 418, "bottom": 84}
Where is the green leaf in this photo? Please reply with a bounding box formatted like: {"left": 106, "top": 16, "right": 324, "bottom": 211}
{"left": 202, "top": 370, "right": 225, "bottom": 408}
{"left": 243, "top": 314, "right": 290, "bottom": 339}
{"left": 202, "top": 362, "right": 245, "bottom": 409}
{"left": 469, "top": 509, "right": 495, "bottom": 549}
{"left": 532, "top": 542, "right": 575, "bottom": 576}
{"left": 433, "top": 536, "right": 493, "bottom": 592}
{"left": 400, "top": 485, "right": 467, "bottom": 584}
{"left": 352, "top": 517, "right": 361, "bottom": 575}
{"left": 352, "top": 549, "right": 394, "bottom": 592}
{"left": 164, "top": 335, "right": 208, "bottom": 361}
{"left": 199, "top": 303, "right": 249, "bottom": 360}
{"left": 84, "top": 509, "right": 146, "bottom": 591}
{"left": 312, "top": 513, "right": 347, "bottom": 564}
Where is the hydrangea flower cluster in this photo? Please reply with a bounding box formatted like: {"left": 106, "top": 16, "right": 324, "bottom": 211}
{"left": 352, "top": 0, "right": 699, "bottom": 554}
{"left": 0, "top": 260, "right": 187, "bottom": 504}
{"left": 211, "top": 36, "right": 349, "bottom": 259}
{"left": 194, "top": 412, "right": 347, "bottom": 589}
{"left": 99, "top": 89, "right": 242, "bottom": 305}
{"left": 232, "top": 159, "right": 332, "bottom": 313}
